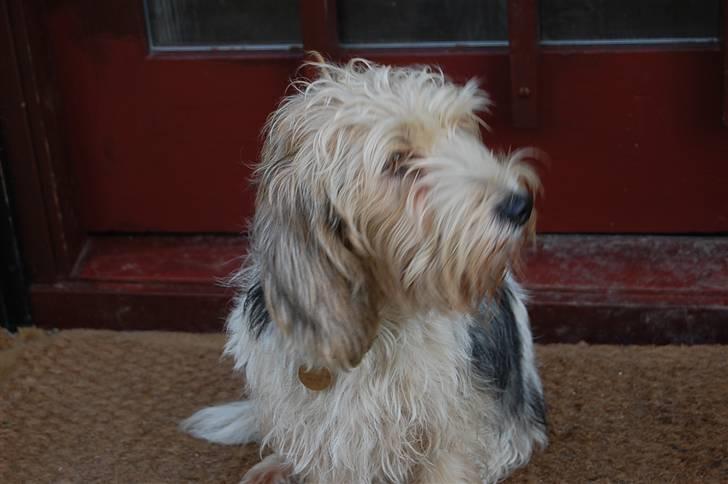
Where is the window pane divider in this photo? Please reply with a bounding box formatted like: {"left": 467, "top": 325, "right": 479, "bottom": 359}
{"left": 300, "top": 0, "right": 340, "bottom": 59}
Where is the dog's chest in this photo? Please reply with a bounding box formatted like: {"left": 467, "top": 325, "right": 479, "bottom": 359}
{"left": 359, "top": 314, "right": 472, "bottom": 387}
{"left": 338, "top": 314, "right": 475, "bottom": 434}
{"left": 248, "top": 314, "right": 480, "bottom": 482}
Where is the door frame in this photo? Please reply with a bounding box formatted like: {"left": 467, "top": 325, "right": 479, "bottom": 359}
{"left": 0, "top": 126, "right": 31, "bottom": 331}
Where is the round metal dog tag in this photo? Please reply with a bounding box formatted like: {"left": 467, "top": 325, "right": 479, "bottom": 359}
{"left": 298, "top": 366, "right": 333, "bottom": 391}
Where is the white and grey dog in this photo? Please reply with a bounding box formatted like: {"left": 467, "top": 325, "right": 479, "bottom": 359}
{"left": 183, "top": 56, "right": 547, "bottom": 484}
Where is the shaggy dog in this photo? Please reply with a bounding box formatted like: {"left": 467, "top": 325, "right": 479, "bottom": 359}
{"left": 183, "top": 56, "right": 547, "bottom": 483}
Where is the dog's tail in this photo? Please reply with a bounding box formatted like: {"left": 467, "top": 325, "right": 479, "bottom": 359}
{"left": 180, "top": 400, "right": 260, "bottom": 445}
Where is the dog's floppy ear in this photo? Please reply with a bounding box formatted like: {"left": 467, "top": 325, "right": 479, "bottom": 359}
{"left": 250, "top": 62, "right": 380, "bottom": 369}
{"left": 252, "top": 186, "right": 379, "bottom": 369}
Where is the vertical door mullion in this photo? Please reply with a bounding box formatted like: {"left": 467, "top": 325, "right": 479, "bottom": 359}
{"left": 299, "top": 0, "right": 340, "bottom": 58}
{"left": 508, "top": 0, "right": 540, "bottom": 128}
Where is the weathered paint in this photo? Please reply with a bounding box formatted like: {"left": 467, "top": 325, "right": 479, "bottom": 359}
{"left": 30, "top": 234, "right": 728, "bottom": 343}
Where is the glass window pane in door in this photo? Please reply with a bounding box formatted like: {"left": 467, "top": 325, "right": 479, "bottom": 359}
{"left": 145, "top": 0, "right": 301, "bottom": 51}
{"left": 338, "top": 0, "right": 508, "bottom": 47}
{"left": 540, "top": 0, "right": 720, "bottom": 44}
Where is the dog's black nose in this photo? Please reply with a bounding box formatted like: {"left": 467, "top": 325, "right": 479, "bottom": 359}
{"left": 497, "top": 192, "right": 533, "bottom": 226}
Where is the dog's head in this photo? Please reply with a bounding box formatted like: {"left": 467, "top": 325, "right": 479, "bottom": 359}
{"left": 251, "top": 56, "right": 540, "bottom": 368}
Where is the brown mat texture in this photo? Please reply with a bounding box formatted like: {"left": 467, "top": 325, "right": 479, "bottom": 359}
{"left": 0, "top": 328, "right": 727, "bottom": 483}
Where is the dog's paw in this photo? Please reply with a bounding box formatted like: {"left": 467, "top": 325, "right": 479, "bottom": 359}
{"left": 240, "top": 454, "right": 298, "bottom": 484}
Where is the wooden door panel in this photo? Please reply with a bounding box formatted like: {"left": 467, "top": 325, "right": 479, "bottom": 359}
{"left": 512, "top": 48, "right": 726, "bottom": 233}
{"left": 45, "top": 1, "right": 297, "bottom": 232}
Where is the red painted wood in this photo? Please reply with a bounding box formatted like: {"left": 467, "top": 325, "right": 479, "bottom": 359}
{"left": 75, "top": 235, "right": 245, "bottom": 283}
{"left": 31, "top": 281, "right": 232, "bottom": 332}
{"left": 3, "top": 0, "right": 84, "bottom": 277}
{"left": 300, "top": 0, "right": 340, "bottom": 58}
{"left": 41, "top": 0, "right": 728, "bottom": 233}
{"left": 72, "top": 234, "right": 728, "bottom": 305}
{"left": 31, "top": 235, "right": 728, "bottom": 342}
{"left": 524, "top": 235, "right": 728, "bottom": 303}
{"left": 42, "top": 0, "right": 301, "bottom": 233}
{"left": 525, "top": 235, "right": 728, "bottom": 343}
{"left": 508, "top": 0, "right": 540, "bottom": 128}
{"left": 0, "top": 0, "right": 57, "bottom": 280}
{"left": 529, "top": 304, "right": 728, "bottom": 345}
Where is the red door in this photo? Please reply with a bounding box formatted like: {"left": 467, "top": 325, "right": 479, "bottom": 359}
{"left": 37, "top": 0, "right": 728, "bottom": 233}
{"left": 3, "top": 0, "right": 728, "bottom": 341}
